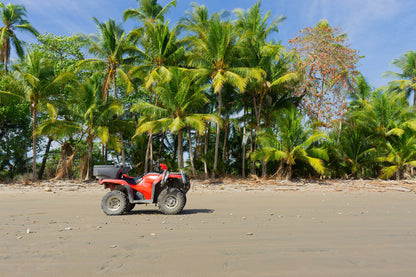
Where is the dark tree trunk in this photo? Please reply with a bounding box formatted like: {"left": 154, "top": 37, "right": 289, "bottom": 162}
{"left": 38, "top": 137, "right": 53, "bottom": 180}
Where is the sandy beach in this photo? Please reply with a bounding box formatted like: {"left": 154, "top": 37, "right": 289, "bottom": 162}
{"left": 1, "top": 180, "right": 416, "bottom": 276}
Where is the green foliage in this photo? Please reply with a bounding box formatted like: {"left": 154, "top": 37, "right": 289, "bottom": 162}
{"left": 253, "top": 106, "right": 329, "bottom": 179}
{"left": 2, "top": 0, "right": 416, "bottom": 182}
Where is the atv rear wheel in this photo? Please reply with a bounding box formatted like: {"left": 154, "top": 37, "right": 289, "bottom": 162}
{"left": 157, "top": 188, "right": 186, "bottom": 215}
{"left": 101, "top": 190, "right": 128, "bottom": 215}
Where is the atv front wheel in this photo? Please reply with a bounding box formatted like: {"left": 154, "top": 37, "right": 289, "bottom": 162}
{"left": 157, "top": 188, "right": 186, "bottom": 215}
{"left": 101, "top": 190, "right": 128, "bottom": 215}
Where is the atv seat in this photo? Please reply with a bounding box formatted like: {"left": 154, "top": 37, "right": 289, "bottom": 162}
{"left": 122, "top": 174, "right": 142, "bottom": 185}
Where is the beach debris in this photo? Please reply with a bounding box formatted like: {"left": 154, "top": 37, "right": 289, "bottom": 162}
{"left": 44, "top": 187, "right": 52, "bottom": 192}
{"left": 150, "top": 233, "right": 156, "bottom": 236}
{"left": 26, "top": 228, "right": 31, "bottom": 234}
{"left": 246, "top": 232, "right": 254, "bottom": 236}
{"left": 64, "top": 227, "right": 72, "bottom": 231}
{"left": 17, "top": 236, "right": 23, "bottom": 239}
{"left": 109, "top": 245, "right": 117, "bottom": 248}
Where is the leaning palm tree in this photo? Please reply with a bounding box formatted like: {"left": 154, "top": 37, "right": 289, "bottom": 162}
{"left": 131, "top": 68, "right": 216, "bottom": 171}
{"left": 187, "top": 14, "right": 262, "bottom": 178}
{"left": 0, "top": 2, "right": 39, "bottom": 73}
{"left": 384, "top": 51, "right": 416, "bottom": 106}
{"left": 123, "top": 0, "right": 176, "bottom": 24}
{"left": 253, "top": 106, "right": 329, "bottom": 179}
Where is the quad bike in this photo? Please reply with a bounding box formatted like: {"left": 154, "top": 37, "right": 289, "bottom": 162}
{"left": 93, "top": 162, "right": 191, "bottom": 215}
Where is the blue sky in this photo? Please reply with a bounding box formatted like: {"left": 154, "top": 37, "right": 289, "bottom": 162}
{"left": 9, "top": 0, "right": 416, "bottom": 88}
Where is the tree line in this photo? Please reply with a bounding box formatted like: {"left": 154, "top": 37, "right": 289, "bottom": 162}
{"left": 0, "top": 0, "right": 415, "bottom": 181}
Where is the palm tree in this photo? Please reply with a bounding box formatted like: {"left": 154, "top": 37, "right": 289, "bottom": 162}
{"left": 37, "top": 73, "right": 123, "bottom": 180}
{"left": 252, "top": 106, "right": 329, "bottom": 179}
{"left": 15, "top": 51, "right": 70, "bottom": 180}
{"left": 78, "top": 18, "right": 137, "bottom": 165}
{"left": 131, "top": 68, "right": 216, "bottom": 171}
{"left": 384, "top": 51, "right": 416, "bottom": 105}
{"left": 234, "top": 2, "right": 296, "bottom": 176}
{"left": 377, "top": 129, "right": 416, "bottom": 180}
{"left": 0, "top": 2, "right": 39, "bottom": 73}
{"left": 353, "top": 89, "right": 416, "bottom": 141}
{"left": 129, "top": 20, "right": 184, "bottom": 89}
{"left": 123, "top": 0, "right": 176, "bottom": 24}
{"left": 128, "top": 19, "right": 184, "bottom": 172}
{"left": 333, "top": 122, "right": 376, "bottom": 178}
{"left": 186, "top": 14, "right": 262, "bottom": 178}
{"left": 78, "top": 18, "right": 136, "bottom": 101}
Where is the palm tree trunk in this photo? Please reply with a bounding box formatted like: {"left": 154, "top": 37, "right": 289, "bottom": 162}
{"left": 212, "top": 88, "right": 222, "bottom": 179}
{"left": 144, "top": 132, "right": 152, "bottom": 173}
{"left": 222, "top": 119, "right": 228, "bottom": 161}
{"left": 250, "top": 128, "right": 256, "bottom": 175}
{"left": 188, "top": 128, "right": 196, "bottom": 176}
{"left": 38, "top": 137, "right": 53, "bottom": 180}
{"left": 85, "top": 138, "right": 93, "bottom": 180}
{"left": 177, "top": 130, "right": 184, "bottom": 169}
{"left": 113, "top": 75, "right": 126, "bottom": 166}
{"left": 204, "top": 124, "right": 210, "bottom": 179}
{"left": 194, "top": 130, "right": 199, "bottom": 161}
{"left": 242, "top": 115, "right": 247, "bottom": 178}
{"left": 31, "top": 102, "right": 37, "bottom": 180}
{"left": 286, "top": 163, "right": 292, "bottom": 180}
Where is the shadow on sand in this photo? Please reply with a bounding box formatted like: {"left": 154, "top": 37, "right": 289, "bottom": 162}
{"left": 125, "top": 208, "right": 214, "bottom": 216}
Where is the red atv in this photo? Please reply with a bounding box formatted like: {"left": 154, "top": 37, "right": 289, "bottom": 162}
{"left": 93, "top": 162, "right": 191, "bottom": 215}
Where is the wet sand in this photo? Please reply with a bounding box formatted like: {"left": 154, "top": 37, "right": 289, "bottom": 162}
{"left": 1, "top": 188, "right": 416, "bottom": 276}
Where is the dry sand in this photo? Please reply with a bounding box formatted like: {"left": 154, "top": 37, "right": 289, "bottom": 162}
{"left": 1, "top": 180, "right": 416, "bottom": 276}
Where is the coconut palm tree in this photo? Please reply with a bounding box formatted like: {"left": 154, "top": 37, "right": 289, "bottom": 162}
{"left": 78, "top": 18, "right": 136, "bottom": 101}
{"left": 37, "top": 73, "right": 123, "bottom": 180}
{"left": 384, "top": 51, "right": 416, "bottom": 106}
{"left": 186, "top": 14, "right": 262, "bottom": 178}
{"left": 377, "top": 129, "right": 416, "bottom": 180}
{"left": 252, "top": 106, "right": 329, "bottom": 179}
{"left": 123, "top": 0, "right": 176, "bottom": 24}
{"left": 127, "top": 19, "right": 184, "bottom": 172}
{"left": 353, "top": 89, "right": 416, "bottom": 141}
{"left": 131, "top": 68, "right": 216, "bottom": 171}
{"left": 129, "top": 20, "right": 184, "bottom": 89}
{"left": 15, "top": 51, "right": 70, "bottom": 180}
{"left": 78, "top": 18, "right": 138, "bottom": 165}
{"left": 0, "top": 2, "right": 38, "bottom": 73}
